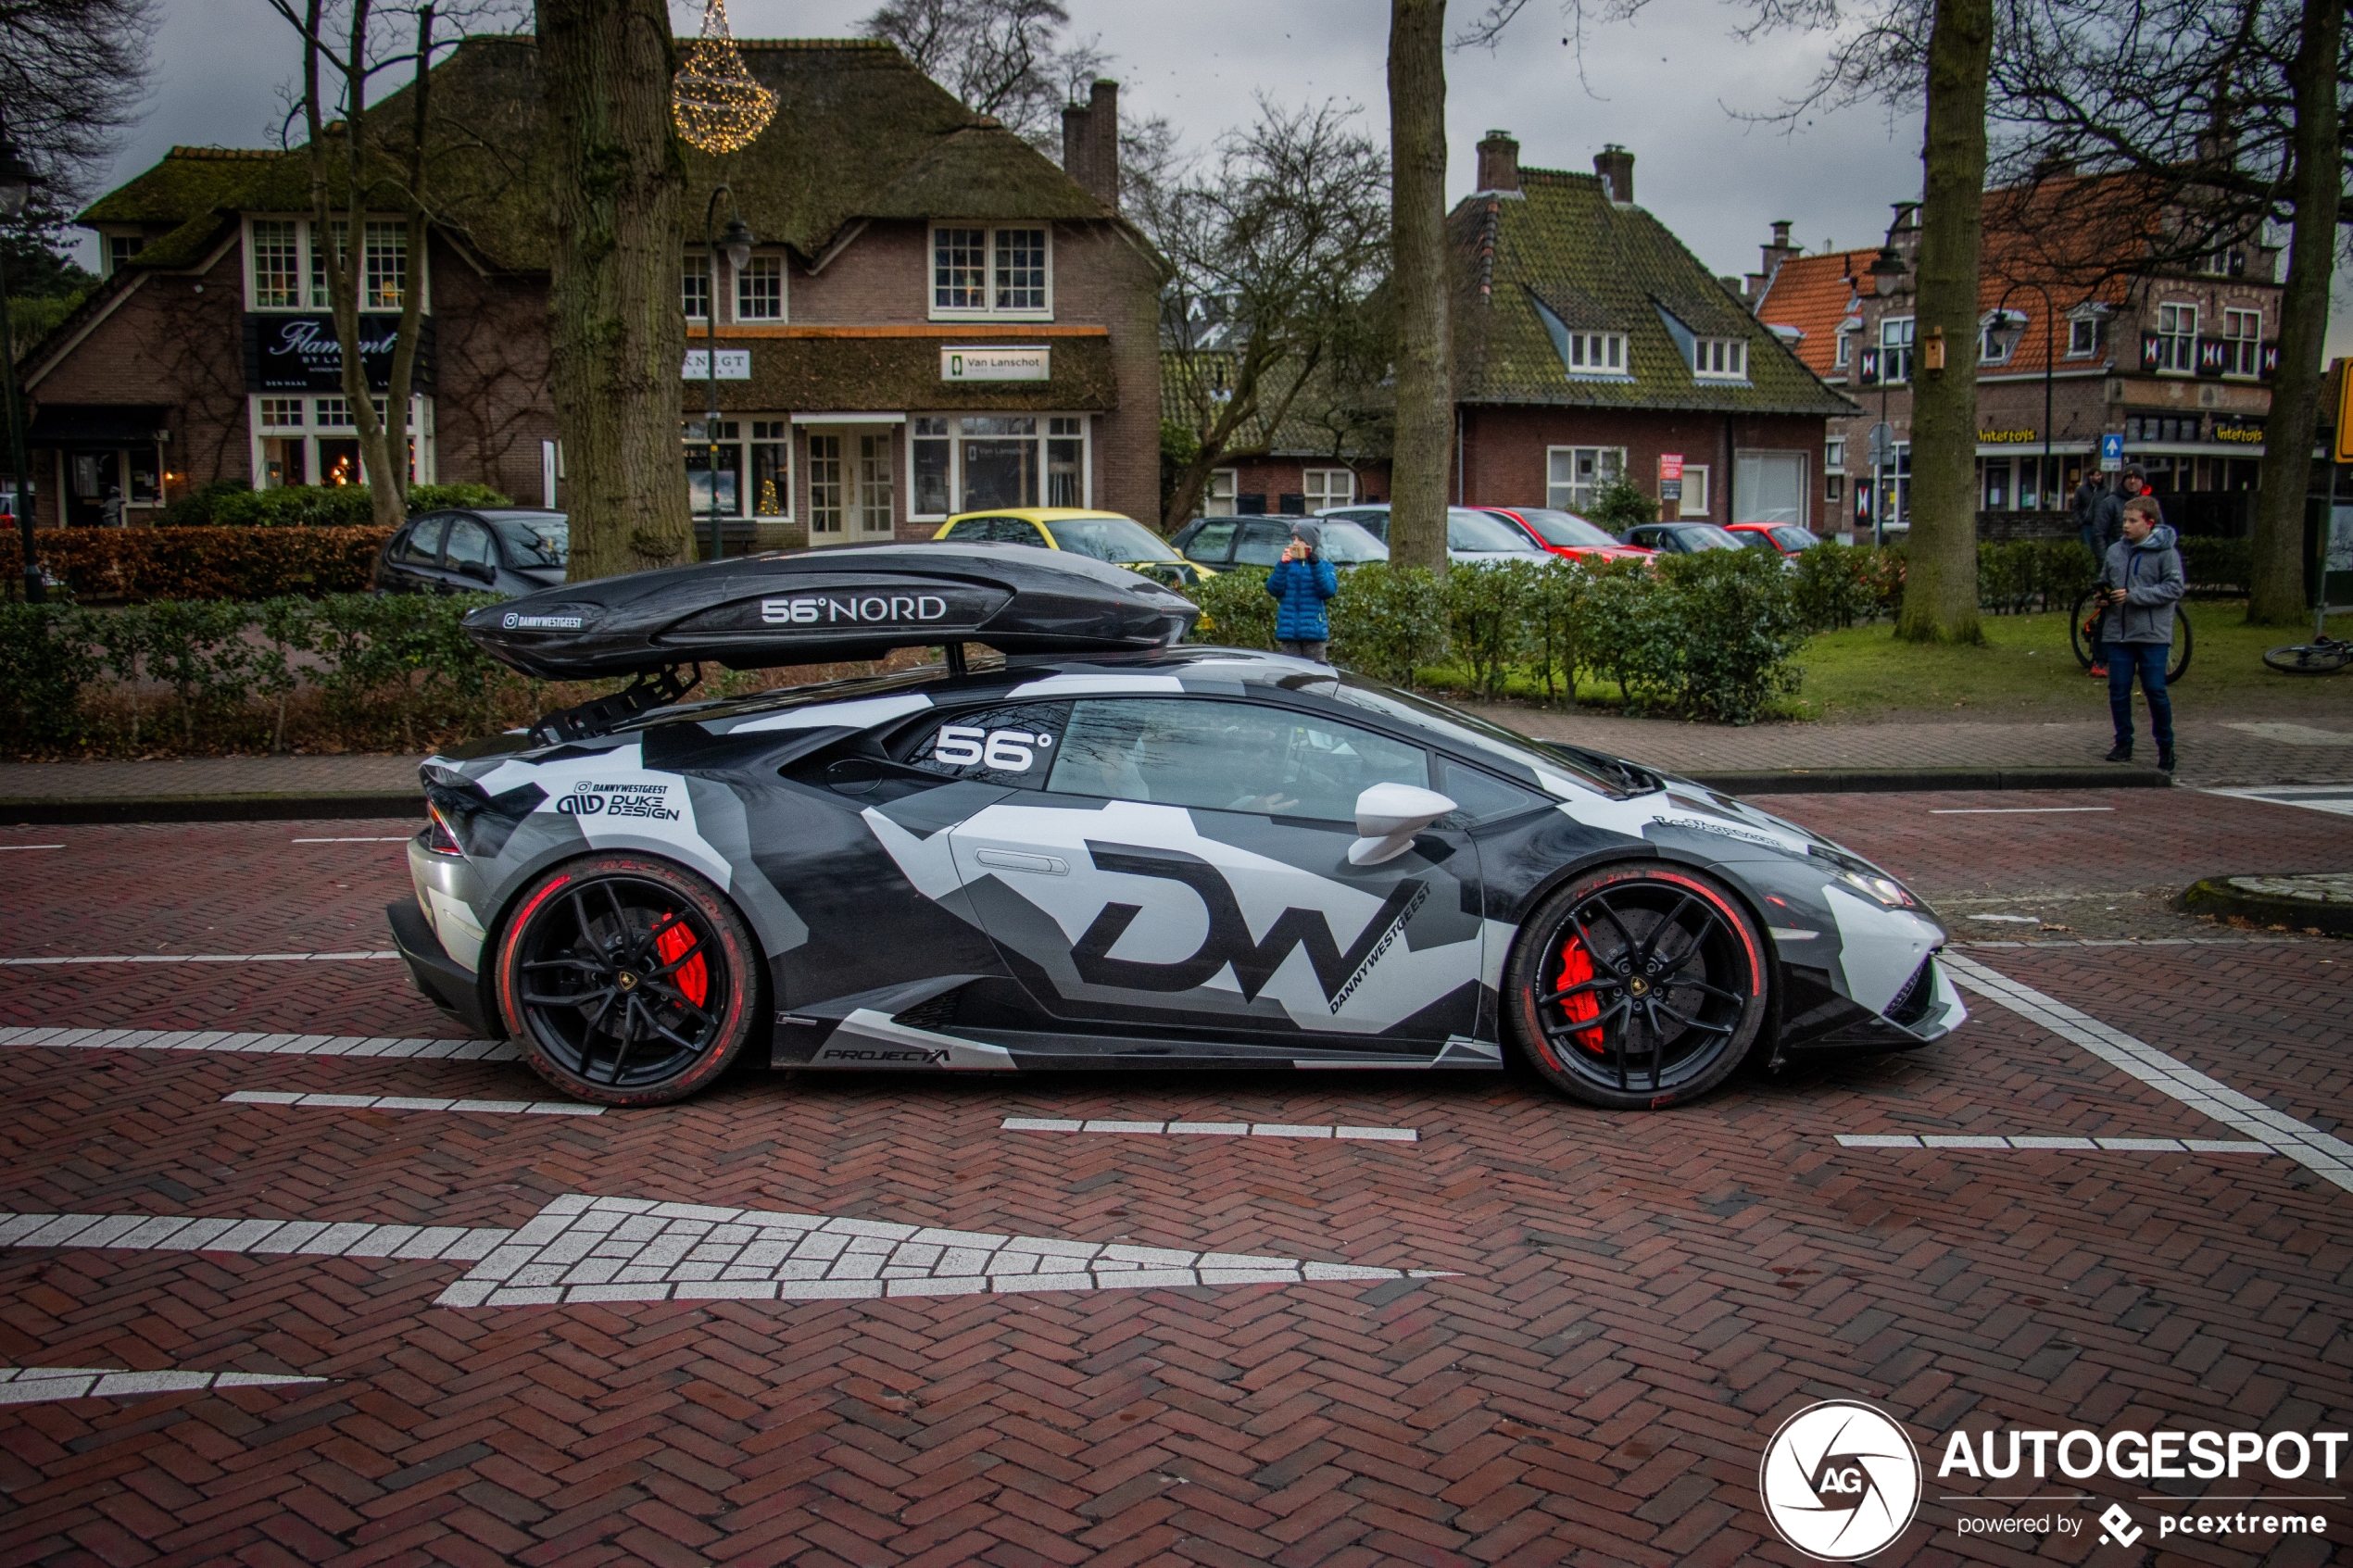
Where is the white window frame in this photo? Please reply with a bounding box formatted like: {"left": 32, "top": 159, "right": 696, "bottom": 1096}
{"left": 243, "top": 217, "right": 427, "bottom": 314}
{"left": 1303, "top": 469, "right": 1356, "bottom": 511}
{"left": 805, "top": 428, "right": 900, "bottom": 545}
{"left": 1564, "top": 331, "right": 1629, "bottom": 377}
{"left": 736, "top": 253, "right": 787, "bottom": 323}
{"left": 905, "top": 413, "right": 1091, "bottom": 520}
{"left": 929, "top": 224, "right": 1054, "bottom": 321}
{"left": 1824, "top": 437, "right": 1845, "bottom": 476}
{"left": 247, "top": 392, "right": 434, "bottom": 489}
{"left": 2065, "top": 309, "right": 2103, "bottom": 359}
{"left": 1692, "top": 338, "right": 1748, "bottom": 381}
{"left": 2155, "top": 302, "right": 2197, "bottom": 373}
{"left": 2221, "top": 307, "right": 2261, "bottom": 378}
{"left": 681, "top": 416, "right": 793, "bottom": 521}
{"left": 1545, "top": 445, "right": 1627, "bottom": 512}
{"left": 682, "top": 254, "right": 712, "bottom": 323}
{"left": 1204, "top": 469, "right": 1239, "bottom": 517}
{"left": 1980, "top": 309, "right": 2023, "bottom": 366}
{"left": 1834, "top": 328, "right": 1854, "bottom": 370}
{"left": 1878, "top": 316, "right": 1915, "bottom": 384}
{"left": 1678, "top": 464, "right": 1711, "bottom": 519}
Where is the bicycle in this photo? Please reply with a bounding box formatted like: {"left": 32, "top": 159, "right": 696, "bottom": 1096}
{"left": 2069, "top": 586, "right": 2193, "bottom": 683}
{"left": 2262, "top": 633, "right": 2349, "bottom": 675}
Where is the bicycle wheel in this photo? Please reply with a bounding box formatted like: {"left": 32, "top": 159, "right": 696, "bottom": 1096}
{"left": 2166, "top": 604, "right": 2192, "bottom": 683}
{"left": 2068, "top": 587, "right": 2102, "bottom": 669}
{"left": 2263, "top": 639, "right": 2352, "bottom": 675}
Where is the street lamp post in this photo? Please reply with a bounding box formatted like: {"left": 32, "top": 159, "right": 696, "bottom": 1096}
{"left": 1990, "top": 279, "right": 2057, "bottom": 516}
{"left": 0, "top": 109, "right": 44, "bottom": 604}
{"left": 700, "top": 186, "right": 755, "bottom": 564}
{"left": 1867, "top": 218, "right": 1909, "bottom": 549}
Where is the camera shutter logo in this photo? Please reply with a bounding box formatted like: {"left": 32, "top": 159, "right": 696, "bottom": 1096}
{"left": 1758, "top": 1400, "right": 1921, "bottom": 1561}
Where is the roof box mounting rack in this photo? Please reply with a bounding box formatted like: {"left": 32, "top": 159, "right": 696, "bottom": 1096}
{"left": 462, "top": 541, "right": 1202, "bottom": 685}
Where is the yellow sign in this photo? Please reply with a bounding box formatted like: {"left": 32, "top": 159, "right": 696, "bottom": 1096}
{"left": 1977, "top": 429, "right": 2037, "bottom": 444}
{"left": 2335, "top": 358, "right": 2353, "bottom": 463}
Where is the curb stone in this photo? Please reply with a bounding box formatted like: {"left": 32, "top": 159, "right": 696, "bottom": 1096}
{"left": 2179, "top": 874, "right": 2353, "bottom": 937}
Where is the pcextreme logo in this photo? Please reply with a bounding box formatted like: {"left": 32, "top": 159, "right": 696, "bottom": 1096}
{"left": 1759, "top": 1400, "right": 1923, "bottom": 1562}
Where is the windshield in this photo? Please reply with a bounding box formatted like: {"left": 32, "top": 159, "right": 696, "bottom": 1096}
{"left": 1045, "top": 515, "right": 1182, "bottom": 563}
{"left": 1497, "top": 508, "right": 1620, "bottom": 549}
{"left": 1676, "top": 524, "right": 1749, "bottom": 552}
{"left": 1771, "top": 525, "right": 1821, "bottom": 551}
{"left": 1446, "top": 508, "right": 1546, "bottom": 554}
{"left": 490, "top": 513, "right": 568, "bottom": 569}
{"left": 1316, "top": 519, "right": 1390, "bottom": 564}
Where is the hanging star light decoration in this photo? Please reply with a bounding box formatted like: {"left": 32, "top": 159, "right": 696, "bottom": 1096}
{"left": 673, "top": 0, "right": 777, "bottom": 155}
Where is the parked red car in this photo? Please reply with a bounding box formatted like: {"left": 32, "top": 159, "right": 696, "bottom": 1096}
{"left": 1478, "top": 507, "right": 1655, "bottom": 562}
{"left": 1723, "top": 521, "right": 1826, "bottom": 557}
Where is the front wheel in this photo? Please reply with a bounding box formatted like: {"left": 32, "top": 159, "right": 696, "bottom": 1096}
{"left": 1506, "top": 865, "right": 1769, "bottom": 1110}
{"left": 495, "top": 855, "right": 760, "bottom": 1106}
{"left": 2069, "top": 590, "right": 2191, "bottom": 683}
{"left": 2263, "top": 638, "right": 2350, "bottom": 675}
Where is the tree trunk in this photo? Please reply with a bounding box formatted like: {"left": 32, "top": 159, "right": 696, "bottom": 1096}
{"left": 1895, "top": 0, "right": 1992, "bottom": 645}
{"left": 2247, "top": 0, "right": 2341, "bottom": 625}
{"left": 537, "top": 0, "right": 690, "bottom": 583}
{"left": 1387, "top": 0, "right": 1450, "bottom": 574}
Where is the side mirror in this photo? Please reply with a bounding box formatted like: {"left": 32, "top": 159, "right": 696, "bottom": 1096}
{"left": 1349, "top": 782, "right": 1456, "bottom": 866}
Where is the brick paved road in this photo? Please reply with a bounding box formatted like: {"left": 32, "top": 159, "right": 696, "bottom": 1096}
{"left": 0, "top": 800, "right": 2347, "bottom": 1565}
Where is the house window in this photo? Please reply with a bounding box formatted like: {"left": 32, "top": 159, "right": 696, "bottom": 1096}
{"left": 682, "top": 256, "right": 711, "bottom": 321}
{"left": 107, "top": 234, "right": 145, "bottom": 276}
{"left": 736, "top": 255, "right": 785, "bottom": 321}
{"left": 247, "top": 218, "right": 428, "bottom": 313}
{"left": 1692, "top": 338, "right": 1747, "bottom": 379}
{"left": 1545, "top": 445, "right": 1625, "bottom": 512}
{"left": 1679, "top": 464, "right": 1711, "bottom": 519}
{"left": 2205, "top": 246, "right": 2245, "bottom": 277}
{"left": 932, "top": 225, "right": 1052, "bottom": 318}
{"left": 2156, "top": 303, "right": 2196, "bottom": 372}
{"left": 1834, "top": 328, "right": 1854, "bottom": 370}
{"left": 1879, "top": 317, "right": 1914, "bottom": 383}
{"left": 805, "top": 429, "right": 898, "bottom": 544}
{"left": 250, "top": 220, "right": 303, "bottom": 308}
{"left": 908, "top": 414, "right": 1091, "bottom": 517}
{"left": 2222, "top": 307, "right": 2261, "bottom": 377}
{"left": 1982, "top": 458, "right": 2010, "bottom": 510}
{"left": 1566, "top": 332, "right": 1629, "bottom": 374}
{"left": 1304, "top": 470, "right": 1355, "bottom": 511}
{"left": 362, "top": 222, "right": 407, "bottom": 309}
{"left": 1204, "top": 469, "right": 1239, "bottom": 517}
{"left": 682, "top": 418, "right": 792, "bottom": 521}
{"left": 1825, "top": 437, "right": 1845, "bottom": 476}
{"left": 2066, "top": 312, "right": 2102, "bottom": 358}
{"left": 809, "top": 434, "right": 844, "bottom": 536}
{"left": 1980, "top": 312, "right": 2019, "bottom": 366}
{"left": 248, "top": 393, "right": 434, "bottom": 489}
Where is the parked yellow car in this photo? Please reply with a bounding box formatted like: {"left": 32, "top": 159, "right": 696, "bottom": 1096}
{"left": 929, "top": 508, "right": 1211, "bottom": 588}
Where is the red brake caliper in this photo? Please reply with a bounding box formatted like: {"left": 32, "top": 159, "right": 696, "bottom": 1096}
{"left": 1555, "top": 935, "right": 1604, "bottom": 1053}
{"left": 654, "top": 915, "right": 709, "bottom": 1008}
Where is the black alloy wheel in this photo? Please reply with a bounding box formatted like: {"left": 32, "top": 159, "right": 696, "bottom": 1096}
{"left": 2069, "top": 587, "right": 2193, "bottom": 682}
{"left": 1508, "top": 865, "right": 1768, "bottom": 1110}
{"left": 497, "top": 855, "right": 758, "bottom": 1106}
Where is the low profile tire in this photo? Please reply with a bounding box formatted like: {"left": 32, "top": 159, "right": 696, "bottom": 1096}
{"left": 495, "top": 855, "right": 760, "bottom": 1107}
{"left": 1506, "top": 863, "right": 1769, "bottom": 1110}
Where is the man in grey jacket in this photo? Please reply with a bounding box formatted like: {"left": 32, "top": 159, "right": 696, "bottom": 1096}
{"left": 2098, "top": 495, "right": 2184, "bottom": 770}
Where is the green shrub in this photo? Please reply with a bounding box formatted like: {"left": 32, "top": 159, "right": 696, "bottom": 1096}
{"left": 1328, "top": 563, "right": 1447, "bottom": 686}
{"left": 1793, "top": 542, "right": 1887, "bottom": 631}
{"left": 2178, "top": 536, "right": 2251, "bottom": 596}
{"left": 1521, "top": 555, "right": 1599, "bottom": 700}
{"left": 1651, "top": 549, "right": 1807, "bottom": 723}
{"left": 0, "top": 604, "right": 101, "bottom": 749}
{"left": 1584, "top": 477, "right": 1658, "bottom": 533}
{"left": 1443, "top": 558, "right": 1536, "bottom": 696}
{"left": 1, "top": 526, "right": 392, "bottom": 601}
{"left": 156, "top": 482, "right": 511, "bottom": 528}
{"left": 1188, "top": 565, "right": 1277, "bottom": 650}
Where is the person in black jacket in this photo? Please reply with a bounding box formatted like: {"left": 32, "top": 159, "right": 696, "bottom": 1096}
{"left": 2073, "top": 473, "right": 2124, "bottom": 674}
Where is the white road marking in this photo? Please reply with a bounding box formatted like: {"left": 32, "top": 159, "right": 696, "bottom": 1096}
{"left": 0, "top": 845, "right": 65, "bottom": 851}
{"left": 1928, "top": 807, "right": 2115, "bottom": 815}
{"left": 224, "top": 1091, "right": 598, "bottom": 1117}
{"left": 1836, "top": 1134, "right": 2270, "bottom": 1152}
{"left": 292, "top": 836, "right": 414, "bottom": 843}
{"left": 1967, "top": 914, "right": 2042, "bottom": 923}
{"left": 0, "top": 1367, "right": 328, "bottom": 1405}
{"left": 2221, "top": 721, "right": 2353, "bottom": 746}
{"left": 0, "top": 1026, "right": 517, "bottom": 1060}
{"left": 1943, "top": 952, "right": 2353, "bottom": 1194}
{"left": 2202, "top": 784, "right": 2353, "bottom": 819}
{"left": 1003, "top": 1117, "right": 1416, "bottom": 1142}
{"left": 0, "top": 952, "right": 401, "bottom": 966}
{"left": 0, "top": 1195, "right": 1457, "bottom": 1309}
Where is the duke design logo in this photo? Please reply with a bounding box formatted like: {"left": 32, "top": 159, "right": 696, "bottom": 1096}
{"left": 1758, "top": 1400, "right": 1922, "bottom": 1561}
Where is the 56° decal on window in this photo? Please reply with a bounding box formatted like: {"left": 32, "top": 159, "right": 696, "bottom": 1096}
{"left": 935, "top": 724, "right": 1055, "bottom": 771}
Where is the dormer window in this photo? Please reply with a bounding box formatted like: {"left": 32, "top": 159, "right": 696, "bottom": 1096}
{"left": 245, "top": 218, "right": 421, "bottom": 312}
{"left": 1567, "top": 332, "right": 1628, "bottom": 373}
{"left": 1692, "top": 337, "right": 1747, "bottom": 380}
{"left": 932, "top": 225, "right": 1052, "bottom": 319}
{"left": 2066, "top": 308, "right": 2105, "bottom": 358}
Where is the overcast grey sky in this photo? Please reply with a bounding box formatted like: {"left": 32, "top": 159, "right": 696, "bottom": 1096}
{"left": 83, "top": 0, "right": 2353, "bottom": 355}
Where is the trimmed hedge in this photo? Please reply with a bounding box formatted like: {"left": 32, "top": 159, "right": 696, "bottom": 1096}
{"left": 157, "top": 482, "right": 510, "bottom": 528}
{"left": 1, "top": 526, "right": 395, "bottom": 603}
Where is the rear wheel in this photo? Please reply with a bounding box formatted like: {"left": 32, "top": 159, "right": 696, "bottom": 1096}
{"left": 496, "top": 855, "right": 759, "bottom": 1106}
{"left": 1507, "top": 865, "right": 1769, "bottom": 1110}
{"left": 2263, "top": 637, "right": 2350, "bottom": 675}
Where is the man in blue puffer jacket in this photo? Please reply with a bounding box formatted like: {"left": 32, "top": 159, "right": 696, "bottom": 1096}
{"left": 1265, "top": 521, "right": 1340, "bottom": 662}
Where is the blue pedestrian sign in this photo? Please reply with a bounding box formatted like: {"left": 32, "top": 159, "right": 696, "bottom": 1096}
{"left": 2100, "top": 433, "right": 2124, "bottom": 471}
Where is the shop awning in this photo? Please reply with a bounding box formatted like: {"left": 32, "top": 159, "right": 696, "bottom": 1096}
{"left": 27, "top": 404, "right": 170, "bottom": 449}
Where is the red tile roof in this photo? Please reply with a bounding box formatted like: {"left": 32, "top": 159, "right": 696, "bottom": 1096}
{"left": 1753, "top": 251, "right": 1869, "bottom": 376}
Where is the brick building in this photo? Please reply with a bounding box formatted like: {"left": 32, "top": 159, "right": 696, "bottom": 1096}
{"left": 18, "top": 37, "right": 1163, "bottom": 543}
{"left": 1444, "top": 136, "right": 1853, "bottom": 530}
{"left": 1751, "top": 176, "right": 2283, "bottom": 539}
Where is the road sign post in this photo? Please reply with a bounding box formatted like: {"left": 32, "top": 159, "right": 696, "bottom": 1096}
{"left": 2099, "top": 433, "right": 2124, "bottom": 473}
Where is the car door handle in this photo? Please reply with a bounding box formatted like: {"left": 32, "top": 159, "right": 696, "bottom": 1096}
{"left": 975, "top": 849, "right": 1068, "bottom": 875}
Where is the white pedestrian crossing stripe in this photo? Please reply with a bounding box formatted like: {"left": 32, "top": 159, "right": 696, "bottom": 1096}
{"left": 1003, "top": 1118, "right": 1416, "bottom": 1141}
{"left": 1835, "top": 1134, "right": 2270, "bottom": 1152}
{"left": 0, "top": 951, "right": 401, "bottom": 966}
{"left": 224, "top": 1091, "right": 598, "bottom": 1116}
{"left": 0, "top": 1026, "right": 515, "bottom": 1059}
{"left": 0, "top": 1367, "right": 328, "bottom": 1405}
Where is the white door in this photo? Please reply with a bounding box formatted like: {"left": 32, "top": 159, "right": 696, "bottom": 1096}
{"left": 806, "top": 427, "right": 899, "bottom": 546}
{"left": 1736, "top": 452, "right": 1806, "bottom": 526}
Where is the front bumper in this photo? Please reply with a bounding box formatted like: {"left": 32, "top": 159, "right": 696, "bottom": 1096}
{"left": 387, "top": 897, "right": 498, "bottom": 1039}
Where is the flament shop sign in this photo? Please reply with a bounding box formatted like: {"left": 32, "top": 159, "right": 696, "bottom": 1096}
{"left": 242, "top": 314, "right": 435, "bottom": 392}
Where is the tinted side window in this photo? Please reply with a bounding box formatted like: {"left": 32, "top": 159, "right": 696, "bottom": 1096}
{"left": 1232, "top": 522, "right": 1290, "bottom": 567}
{"left": 445, "top": 516, "right": 496, "bottom": 571}
{"left": 396, "top": 516, "right": 446, "bottom": 566}
{"left": 1435, "top": 758, "right": 1548, "bottom": 823}
{"left": 896, "top": 702, "right": 1070, "bottom": 790}
{"left": 940, "top": 518, "right": 995, "bottom": 542}
{"left": 1048, "top": 697, "right": 1428, "bottom": 822}
{"left": 1186, "top": 521, "right": 1238, "bottom": 562}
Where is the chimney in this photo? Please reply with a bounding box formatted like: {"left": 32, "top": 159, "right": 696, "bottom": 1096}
{"left": 1752, "top": 217, "right": 1802, "bottom": 298}
{"left": 1477, "top": 130, "right": 1520, "bottom": 194}
{"left": 1059, "top": 80, "right": 1120, "bottom": 210}
{"left": 1062, "top": 103, "right": 1092, "bottom": 196}
{"left": 1593, "top": 144, "right": 1634, "bottom": 205}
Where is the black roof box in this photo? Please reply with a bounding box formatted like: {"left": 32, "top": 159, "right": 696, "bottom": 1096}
{"left": 463, "top": 541, "right": 1202, "bottom": 682}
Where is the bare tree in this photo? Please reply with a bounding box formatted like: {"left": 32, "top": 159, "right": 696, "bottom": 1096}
{"left": 1141, "top": 102, "right": 1390, "bottom": 529}
{"left": 1388, "top": 0, "right": 1452, "bottom": 574}
{"left": 536, "top": 0, "right": 691, "bottom": 581}
{"left": 261, "top": 0, "right": 445, "bottom": 532}
{"left": 862, "top": 0, "right": 1106, "bottom": 145}
{"left": 0, "top": 0, "right": 157, "bottom": 204}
